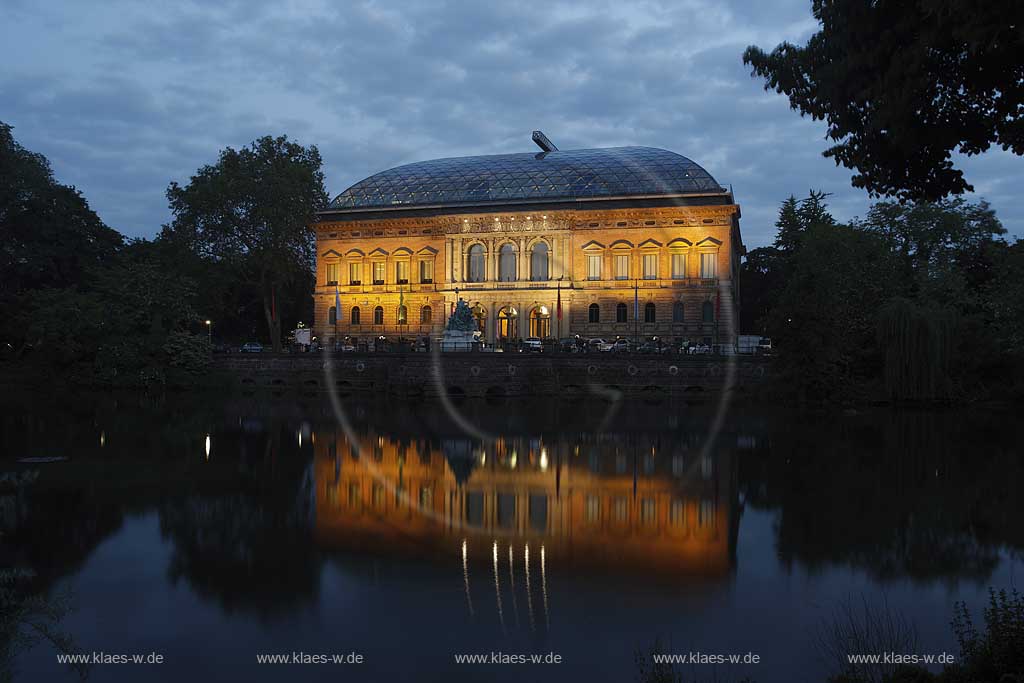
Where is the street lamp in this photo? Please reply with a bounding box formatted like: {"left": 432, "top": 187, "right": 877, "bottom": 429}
{"left": 205, "top": 319, "right": 212, "bottom": 344}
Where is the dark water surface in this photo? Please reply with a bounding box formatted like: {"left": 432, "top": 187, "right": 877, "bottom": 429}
{"left": 2, "top": 392, "right": 1022, "bottom": 682}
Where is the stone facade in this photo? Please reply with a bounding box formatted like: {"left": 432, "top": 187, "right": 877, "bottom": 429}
{"left": 314, "top": 203, "right": 743, "bottom": 348}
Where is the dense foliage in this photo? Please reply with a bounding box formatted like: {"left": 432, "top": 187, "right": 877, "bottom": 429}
{"left": 740, "top": 193, "right": 1021, "bottom": 402}
{"left": 0, "top": 123, "right": 322, "bottom": 386}
{"left": 162, "top": 136, "right": 328, "bottom": 351}
{"left": 743, "top": 1, "right": 1024, "bottom": 201}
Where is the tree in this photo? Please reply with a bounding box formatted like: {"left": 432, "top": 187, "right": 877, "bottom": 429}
{"left": 165, "top": 136, "right": 327, "bottom": 351}
{"left": 743, "top": 1, "right": 1024, "bottom": 201}
{"left": 741, "top": 191, "right": 837, "bottom": 334}
{"left": 773, "top": 195, "right": 802, "bottom": 252}
{"left": 855, "top": 198, "right": 1006, "bottom": 305}
{"left": 769, "top": 223, "right": 898, "bottom": 400}
{"left": 0, "top": 121, "right": 124, "bottom": 351}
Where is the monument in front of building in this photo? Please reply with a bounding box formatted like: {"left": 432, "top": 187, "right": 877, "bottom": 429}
{"left": 441, "top": 299, "right": 479, "bottom": 351}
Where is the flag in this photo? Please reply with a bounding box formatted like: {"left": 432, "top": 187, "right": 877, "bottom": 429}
{"left": 334, "top": 284, "right": 341, "bottom": 324}
{"left": 556, "top": 280, "right": 562, "bottom": 320}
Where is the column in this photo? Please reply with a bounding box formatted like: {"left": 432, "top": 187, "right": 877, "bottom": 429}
{"left": 489, "top": 238, "right": 498, "bottom": 282}
{"left": 518, "top": 237, "right": 527, "bottom": 281}
{"left": 444, "top": 238, "right": 453, "bottom": 285}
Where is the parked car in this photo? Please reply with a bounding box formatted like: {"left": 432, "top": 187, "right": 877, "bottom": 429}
{"left": 756, "top": 337, "right": 773, "bottom": 355}
{"left": 523, "top": 337, "right": 543, "bottom": 352}
{"left": 558, "top": 337, "right": 581, "bottom": 353}
{"left": 586, "top": 338, "right": 610, "bottom": 352}
{"left": 239, "top": 342, "right": 263, "bottom": 353}
{"left": 609, "top": 339, "right": 632, "bottom": 353}
{"left": 637, "top": 340, "right": 666, "bottom": 354}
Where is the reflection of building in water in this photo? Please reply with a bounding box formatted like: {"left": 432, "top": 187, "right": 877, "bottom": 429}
{"left": 313, "top": 430, "right": 737, "bottom": 577}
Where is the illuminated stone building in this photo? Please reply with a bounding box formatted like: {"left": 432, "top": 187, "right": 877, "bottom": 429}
{"left": 314, "top": 133, "right": 743, "bottom": 347}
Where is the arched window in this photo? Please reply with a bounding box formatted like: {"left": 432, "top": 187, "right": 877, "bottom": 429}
{"left": 644, "top": 302, "right": 656, "bottom": 323}
{"left": 420, "top": 305, "right": 432, "bottom": 324}
{"left": 397, "top": 305, "right": 407, "bottom": 325}
{"left": 499, "top": 243, "right": 517, "bottom": 282}
{"left": 470, "top": 303, "right": 487, "bottom": 336}
{"left": 588, "top": 303, "right": 600, "bottom": 323}
{"left": 373, "top": 306, "right": 384, "bottom": 325}
{"left": 467, "top": 244, "right": 485, "bottom": 282}
{"left": 529, "top": 306, "right": 551, "bottom": 338}
{"left": 702, "top": 300, "right": 714, "bottom": 323}
{"left": 616, "top": 302, "right": 628, "bottom": 323}
{"left": 351, "top": 306, "right": 361, "bottom": 325}
{"left": 497, "top": 306, "right": 518, "bottom": 339}
{"left": 673, "top": 301, "right": 685, "bottom": 323}
{"left": 328, "top": 306, "right": 337, "bottom": 325}
{"left": 530, "top": 242, "right": 549, "bottom": 281}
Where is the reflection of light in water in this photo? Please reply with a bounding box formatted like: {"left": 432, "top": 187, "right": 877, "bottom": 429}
{"left": 508, "top": 545, "right": 519, "bottom": 627}
{"left": 540, "top": 448, "right": 549, "bottom": 471}
{"left": 100, "top": 431, "right": 106, "bottom": 448}
{"left": 540, "top": 545, "right": 550, "bottom": 628}
{"left": 204, "top": 434, "right": 211, "bottom": 460}
{"left": 524, "top": 543, "right": 535, "bottom": 631}
{"left": 462, "top": 539, "right": 474, "bottom": 617}
{"left": 492, "top": 541, "right": 505, "bottom": 632}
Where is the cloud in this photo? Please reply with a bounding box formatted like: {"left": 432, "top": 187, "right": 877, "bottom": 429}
{"left": 0, "top": 0, "right": 1018, "bottom": 245}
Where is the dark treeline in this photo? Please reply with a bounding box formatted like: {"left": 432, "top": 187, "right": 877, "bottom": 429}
{"left": 740, "top": 192, "right": 1024, "bottom": 403}
{"left": 0, "top": 122, "right": 325, "bottom": 387}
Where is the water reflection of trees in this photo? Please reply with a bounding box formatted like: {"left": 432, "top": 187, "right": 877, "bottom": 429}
{"left": 159, "top": 490, "right": 320, "bottom": 618}
{"left": 740, "top": 409, "right": 1024, "bottom": 583}
{"left": 157, "top": 424, "right": 323, "bottom": 619}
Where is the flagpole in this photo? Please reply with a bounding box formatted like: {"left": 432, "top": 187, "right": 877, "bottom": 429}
{"left": 334, "top": 283, "right": 341, "bottom": 349}
{"left": 633, "top": 279, "right": 639, "bottom": 348}
{"left": 556, "top": 277, "right": 562, "bottom": 340}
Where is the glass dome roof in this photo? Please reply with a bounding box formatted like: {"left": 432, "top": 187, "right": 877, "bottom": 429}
{"left": 328, "top": 146, "right": 723, "bottom": 210}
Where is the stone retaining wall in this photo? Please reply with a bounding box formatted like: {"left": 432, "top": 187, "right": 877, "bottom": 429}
{"left": 215, "top": 353, "right": 771, "bottom": 400}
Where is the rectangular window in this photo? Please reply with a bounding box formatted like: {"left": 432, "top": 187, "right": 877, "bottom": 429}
{"left": 641, "top": 498, "right": 656, "bottom": 525}
{"left": 372, "top": 483, "right": 384, "bottom": 508}
{"left": 373, "top": 262, "right": 385, "bottom": 285}
{"left": 419, "top": 259, "right": 433, "bottom": 284}
{"left": 529, "top": 494, "right": 548, "bottom": 531}
{"left": 642, "top": 253, "right": 657, "bottom": 280}
{"left": 699, "top": 499, "right": 715, "bottom": 528}
{"left": 587, "top": 254, "right": 602, "bottom": 280}
{"left": 672, "top": 455, "right": 685, "bottom": 477}
{"left": 615, "top": 254, "right": 629, "bottom": 280}
{"left": 348, "top": 482, "right": 361, "bottom": 506}
{"left": 419, "top": 486, "right": 432, "bottom": 509}
{"left": 465, "top": 491, "right": 484, "bottom": 526}
{"left": 326, "top": 262, "right": 340, "bottom": 284}
{"left": 349, "top": 262, "right": 361, "bottom": 285}
{"left": 613, "top": 497, "right": 629, "bottom": 523}
{"left": 497, "top": 493, "right": 516, "bottom": 528}
{"left": 700, "top": 252, "right": 717, "bottom": 279}
{"left": 585, "top": 495, "right": 601, "bottom": 523}
{"left": 671, "top": 253, "right": 687, "bottom": 279}
{"left": 396, "top": 261, "right": 409, "bottom": 284}
{"left": 670, "top": 499, "right": 685, "bottom": 526}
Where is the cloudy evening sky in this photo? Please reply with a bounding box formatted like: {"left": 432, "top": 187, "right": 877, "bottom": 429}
{"left": 2, "top": 0, "right": 1020, "bottom": 247}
